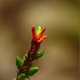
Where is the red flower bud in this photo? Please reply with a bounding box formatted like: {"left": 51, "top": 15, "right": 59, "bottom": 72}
{"left": 31, "top": 25, "right": 47, "bottom": 43}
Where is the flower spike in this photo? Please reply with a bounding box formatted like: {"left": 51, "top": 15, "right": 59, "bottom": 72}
{"left": 15, "top": 25, "right": 48, "bottom": 80}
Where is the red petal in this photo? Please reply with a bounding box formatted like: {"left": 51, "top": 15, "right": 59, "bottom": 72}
{"left": 37, "top": 35, "right": 47, "bottom": 43}
{"left": 37, "top": 28, "right": 46, "bottom": 39}
{"left": 31, "top": 25, "right": 36, "bottom": 41}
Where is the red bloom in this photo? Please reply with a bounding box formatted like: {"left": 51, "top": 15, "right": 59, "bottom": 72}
{"left": 31, "top": 25, "right": 47, "bottom": 43}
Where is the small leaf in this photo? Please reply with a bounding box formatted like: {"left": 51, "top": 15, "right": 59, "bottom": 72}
{"left": 16, "top": 56, "right": 23, "bottom": 68}
{"left": 18, "top": 73, "right": 26, "bottom": 80}
{"left": 27, "top": 67, "right": 39, "bottom": 76}
{"left": 35, "top": 26, "right": 42, "bottom": 36}
{"left": 36, "top": 50, "right": 44, "bottom": 59}
{"left": 22, "top": 54, "right": 28, "bottom": 64}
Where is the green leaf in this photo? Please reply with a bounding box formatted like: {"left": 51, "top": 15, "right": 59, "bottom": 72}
{"left": 27, "top": 67, "right": 39, "bottom": 76}
{"left": 36, "top": 26, "right": 42, "bottom": 35}
{"left": 18, "top": 73, "right": 26, "bottom": 80}
{"left": 36, "top": 50, "right": 44, "bottom": 59}
{"left": 22, "top": 54, "right": 28, "bottom": 64}
{"left": 16, "top": 56, "right": 23, "bottom": 68}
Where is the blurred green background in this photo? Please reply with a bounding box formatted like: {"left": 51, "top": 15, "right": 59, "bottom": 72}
{"left": 0, "top": 0, "right": 79, "bottom": 80}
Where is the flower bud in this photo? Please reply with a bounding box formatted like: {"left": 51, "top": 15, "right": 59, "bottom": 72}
{"left": 35, "top": 26, "right": 42, "bottom": 36}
